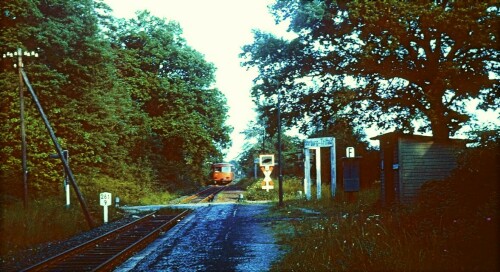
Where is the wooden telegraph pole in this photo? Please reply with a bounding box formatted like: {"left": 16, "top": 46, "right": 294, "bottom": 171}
{"left": 17, "top": 48, "right": 29, "bottom": 209}
{"left": 2, "top": 48, "right": 36, "bottom": 208}
{"left": 3, "top": 47, "right": 95, "bottom": 228}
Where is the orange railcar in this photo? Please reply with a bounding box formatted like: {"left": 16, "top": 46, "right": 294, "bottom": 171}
{"left": 211, "top": 163, "right": 234, "bottom": 185}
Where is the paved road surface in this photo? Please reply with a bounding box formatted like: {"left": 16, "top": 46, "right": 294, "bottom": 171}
{"left": 115, "top": 203, "right": 284, "bottom": 272}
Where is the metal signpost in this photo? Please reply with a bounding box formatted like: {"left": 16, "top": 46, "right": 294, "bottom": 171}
{"left": 343, "top": 147, "right": 361, "bottom": 202}
{"left": 254, "top": 158, "right": 259, "bottom": 179}
{"left": 303, "top": 137, "right": 336, "bottom": 200}
{"left": 100, "top": 192, "right": 112, "bottom": 223}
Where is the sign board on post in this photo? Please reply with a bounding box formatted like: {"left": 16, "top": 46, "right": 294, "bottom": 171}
{"left": 259, "top": 154, "right": 274, "bottom": 166}
{"left": 346, "top": 147, "right": 355, "bottom": 158}
{"left": 305, "top": 137, "right": 335, "bottom": 148}
{"left": 259, "top": 154, "right": 275, "bottom": 191}
{"left": 49, "top": 150, "right": 70, "bottom": 207}
{"left": 100, "top": 192, "right": 112, "bottom": 223}
{"left": 303, "top": 137, "right": 336, "bottom": 200}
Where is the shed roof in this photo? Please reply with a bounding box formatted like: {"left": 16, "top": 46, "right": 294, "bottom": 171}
{"left": 370, "top": 131, "right": 468, "bottom": 144}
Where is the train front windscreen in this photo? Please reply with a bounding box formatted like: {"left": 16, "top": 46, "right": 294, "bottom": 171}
{"left": 212, "top": 164, "right": 234, "bottom": 184}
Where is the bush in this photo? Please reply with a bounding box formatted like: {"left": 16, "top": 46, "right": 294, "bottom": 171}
{"left": 243, "top": 176, "right": 304, "bottom": 202}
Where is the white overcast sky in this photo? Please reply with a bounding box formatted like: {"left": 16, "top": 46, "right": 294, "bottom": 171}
{"left": 103, "top": 0, "right": 290, "bottom": 161}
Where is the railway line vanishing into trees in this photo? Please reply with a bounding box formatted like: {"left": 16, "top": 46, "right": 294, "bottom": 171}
{"left": 21, "top": 185, "right": 229, "bottom": 271}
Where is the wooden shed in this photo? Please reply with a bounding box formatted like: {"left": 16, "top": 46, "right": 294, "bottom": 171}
{"left": 371, "top": 132, "right": 466, "bottom": 204}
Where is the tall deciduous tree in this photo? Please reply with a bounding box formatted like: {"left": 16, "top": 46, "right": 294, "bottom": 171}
{"left": 1, "top": 0, "right": 135, "bottom": 196}
{"left": 241, "top": 0, "right": 499, "bottom": 140}
{"left": 108, "top": 11, "right": 232, "bottom": 184}
{"left": 0, "top": 1, "right": 232, "bottom": 198}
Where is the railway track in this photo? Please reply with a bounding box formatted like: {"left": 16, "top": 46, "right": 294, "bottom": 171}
{"left": 21, "top": 210, "right": 190, "bottom": 272}
{"left": 180, "top": 185, "right": 227, "bottom": 203}
{"left": 21, "top": 186, "right": 226, "bottom": 271}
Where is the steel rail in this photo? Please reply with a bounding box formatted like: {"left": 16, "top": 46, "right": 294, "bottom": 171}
{"left": 198, "top": 186, "right": 227, "bottom": 203}
{"left": 21, "top": 210, "right": 190, "bottom": 272}
{"left": 22, "top": 185, "right": 226, "bottom": 271}
{"left": 93, "top": 209, "right": 190, "bottom": 271}
{"left": 180, "top": 185, "right": 227, "bottom": 203}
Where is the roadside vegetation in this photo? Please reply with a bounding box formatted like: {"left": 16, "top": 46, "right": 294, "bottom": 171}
{"left": 239, "top": 1, "right": 498, "bottom": 268}
{"left": 1, "top": 0, "right": 228, "bottom": 258}
{"left": 0, "top": 177, "right": 183, "bottom": 257}
{"left": 242, "top": 143, "right": 498, "bottom": 271}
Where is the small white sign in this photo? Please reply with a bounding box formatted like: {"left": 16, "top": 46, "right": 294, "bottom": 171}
{"left": 346, "top": 147, "right": 355, "bottom": 158}
{"left": 100, "top": 192, "right": 112, "bottom": 224}
{"left": 259, "top": 154, "right": 275, "bottom": 167}
{"left": 100, "top": 192, "right": 112, "bottom": 206}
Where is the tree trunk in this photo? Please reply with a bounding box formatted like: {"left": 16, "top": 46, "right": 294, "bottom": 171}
{"left": 430, "top": 118, "right": 451, "bottom": 141}
{"left": 427, "top": 100, "right": 451, "bottom": 141}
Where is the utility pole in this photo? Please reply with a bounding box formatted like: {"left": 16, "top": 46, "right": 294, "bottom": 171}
{"left": 17, "top": 48, "right": 28, "bottom": 209}
{"left": 3, "top": 48, "right": 38, "bottom": 208}
{"left": 4, "top": 48, "right": 95, "bottom": 228}
{"left": 276, "top": 81, "right": 284, "bottom": 207}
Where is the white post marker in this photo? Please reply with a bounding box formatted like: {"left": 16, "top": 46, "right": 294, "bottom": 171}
{"left": 65, "top": 178, "right": 70, "bottom": 207}
{"left": 100, "top": 192, "right": 112, "bottom": 223}
{"left": 315, "top": 147, "right": 322, "bottom": 199}
{"left": 304, "top": 137, "right": 336, "bottom": 200}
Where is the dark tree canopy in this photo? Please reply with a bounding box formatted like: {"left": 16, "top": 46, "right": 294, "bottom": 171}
{"left": 241, "top": 0, "right": 499, "bottom": 140}
{"left": 0, "top": 0, "right": 232, "bottom": 198}
{"left": 108, "top": 11, "right": 232, "bottom": 181}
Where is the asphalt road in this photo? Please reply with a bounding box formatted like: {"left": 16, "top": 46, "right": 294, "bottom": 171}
{"left": 115, "top": 203, "right": 284, "bottom": 272}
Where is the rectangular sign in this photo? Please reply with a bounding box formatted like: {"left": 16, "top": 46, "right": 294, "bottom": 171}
{"left": 100, "top": 192, "right": 112, "bottom": 206}
{"left": 259, "top": 154, "right": 275, "bottom": 167}
{"left": 304, "top": 137, "right": 335, "bottom": 148}
{"left": 346, "top": 147, "right": 355, "bottom": 158}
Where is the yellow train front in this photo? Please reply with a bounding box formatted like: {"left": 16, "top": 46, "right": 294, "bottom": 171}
{"left": 211, "top": 163, "right": 234, "bottom": 185}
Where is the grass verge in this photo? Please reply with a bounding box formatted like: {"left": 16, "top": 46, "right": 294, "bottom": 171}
{"left": 0, "top": 174, "right": 181, "bottom": 257}
{"left": 254, "top": 177, "right": 499, "bottom": 271}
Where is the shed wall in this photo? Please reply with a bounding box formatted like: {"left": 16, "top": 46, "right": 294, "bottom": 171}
{"left": 399, "top": 138, "right": 461, "bottom": 203}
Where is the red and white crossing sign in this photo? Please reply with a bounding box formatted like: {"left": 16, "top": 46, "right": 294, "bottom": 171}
{"left": 261, "top": 179, "right": 274, "bottom": 191}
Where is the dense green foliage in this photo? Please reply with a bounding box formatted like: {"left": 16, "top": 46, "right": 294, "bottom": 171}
{"left": 238, "top": 118, "right": 379, "bottom": 189}
{"left": 0, "top": 0, "right": 231, "bottom": 202}
{"left": 241, "top": 0, "right": 499, "bottom": 140}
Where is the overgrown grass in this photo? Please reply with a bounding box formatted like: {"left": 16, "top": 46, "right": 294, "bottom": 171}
{"left": 0, "top": 197, "right": 97, "bottom": 256}
{"left": 266, "top": 182, "right": 498, "bottom": 271}
{"left": 264, "top": 175, "right": 498, "bottom": 271}
{"left": 259, "top": 144, "right": 499, "bottom": 271}
{"left": 77, "top": 174, "right": 180, "bottom": 206}
{"left": 0, "top": 174, "right": 182, "bottom": 257}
